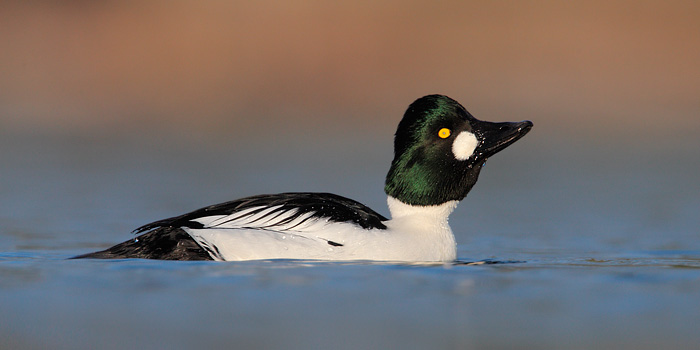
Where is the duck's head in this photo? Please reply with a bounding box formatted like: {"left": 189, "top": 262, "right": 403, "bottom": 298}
{"left": 385, "top": 94, "right": 533, "bottom": 206}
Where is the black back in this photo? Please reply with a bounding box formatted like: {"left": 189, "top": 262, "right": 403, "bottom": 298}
{"left": 134, "top": 192, "right": 388, "bottom": 233}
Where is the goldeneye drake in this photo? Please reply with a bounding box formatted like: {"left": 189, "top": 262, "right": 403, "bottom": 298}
{"left": 74, "top": 94, "right": 532, "bottom": 262}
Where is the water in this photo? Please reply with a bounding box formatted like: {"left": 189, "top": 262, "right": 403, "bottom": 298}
{"left": 1, "top": 128, "right": 699, "bottom": 349}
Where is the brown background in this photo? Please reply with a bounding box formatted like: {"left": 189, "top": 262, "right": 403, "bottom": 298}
{"left": 2, "top": 1, "right": 698, "bottom": 141}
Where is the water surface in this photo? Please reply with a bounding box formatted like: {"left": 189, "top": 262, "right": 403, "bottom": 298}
{"left": 1, "top": 130, "right": 698, "bottom": 349}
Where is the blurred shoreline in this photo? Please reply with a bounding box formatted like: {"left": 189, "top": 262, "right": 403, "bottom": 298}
{"left": 1, "top": 1, "right": 698, "bottom": 138}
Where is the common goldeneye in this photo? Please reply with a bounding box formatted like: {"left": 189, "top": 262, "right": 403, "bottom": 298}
{"left": 74, "top": 95, "right": 532, "bottom": 262}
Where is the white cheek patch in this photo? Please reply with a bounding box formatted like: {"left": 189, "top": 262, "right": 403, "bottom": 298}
{"left": 451, "top": 131, "right": 479, "bottom": 161}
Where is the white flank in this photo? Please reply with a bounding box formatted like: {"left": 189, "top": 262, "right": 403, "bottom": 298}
{"left": 182, "top": 197, "right": 459, "bottom": 262}
{"left": 452, "top": 131, "right": 479, "bottom": 161}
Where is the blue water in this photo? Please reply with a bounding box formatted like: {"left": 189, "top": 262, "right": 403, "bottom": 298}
{"left": 1, "top": 128, "right": 699, "bottom": 349}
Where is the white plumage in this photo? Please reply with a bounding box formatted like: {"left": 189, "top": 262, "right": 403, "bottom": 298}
{"left": 184, "top": 197, "right": 457, "bottom": 262}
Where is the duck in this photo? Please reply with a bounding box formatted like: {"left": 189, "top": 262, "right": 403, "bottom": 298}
{"left": 73, "top": 94, "right": 533, "bottom": 262}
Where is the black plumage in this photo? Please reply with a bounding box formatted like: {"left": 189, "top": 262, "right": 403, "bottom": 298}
{"left": 73, "top": 192, "right": 387, "bottom": 260}
{"left": 134, "top": 192, "right": 388, "bottom": 233}
{"left": 71, "top": 227, "right": 213, "bottom": 260}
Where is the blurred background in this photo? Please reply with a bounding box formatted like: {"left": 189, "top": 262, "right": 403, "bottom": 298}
{"left": 2, "top": 2, "right": 700, "bottom": 349}
{"left": 2, "top": 0, "right": 698, "bottom": 249}
{"left": 1, "top": 0, "right": 699, "bottom": 258}
{"left": 1, "top": 0, "right": 698, "bottom": 137}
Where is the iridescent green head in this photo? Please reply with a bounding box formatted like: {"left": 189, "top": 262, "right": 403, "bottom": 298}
{"left": 384, "top": 95, "right": 533, "bottom": 206}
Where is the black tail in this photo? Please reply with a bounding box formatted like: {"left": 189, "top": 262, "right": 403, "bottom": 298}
{"left": 71, "top": 227, "right": 213, "bottom": 261}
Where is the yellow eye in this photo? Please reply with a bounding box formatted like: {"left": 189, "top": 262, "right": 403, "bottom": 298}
{"left": 438, "top": 128, "right": 451, "bottom": 139}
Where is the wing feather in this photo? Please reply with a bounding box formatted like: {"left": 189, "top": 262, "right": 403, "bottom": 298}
{"left": 133, "top": 192, "right": 388, "bottom": 234}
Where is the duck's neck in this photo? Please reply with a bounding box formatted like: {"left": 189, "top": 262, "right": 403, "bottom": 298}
{"left": 385, "top": 196, "right": 458, "bottom": 261}
{"left": 387, "top": 196, "right": 458, "bottom": 222}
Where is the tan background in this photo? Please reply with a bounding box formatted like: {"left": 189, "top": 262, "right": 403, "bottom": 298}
{"left": 1, "top": 1, "right": 698, "bottom": 142}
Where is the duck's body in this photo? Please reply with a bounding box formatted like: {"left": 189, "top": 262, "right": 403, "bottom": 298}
{"left": 75, "top": 193, "right": 457, "bottom": 262}
{"left": 74, "top": 95, "right": 532, "bottom": 262}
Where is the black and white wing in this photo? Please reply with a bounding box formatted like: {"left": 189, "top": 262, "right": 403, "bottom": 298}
{"left": 129, "top": 192, "right": 388, "bottom": 261}
{"left": 134, "top": 192, "right": 388, "bottom": 233}
{"left": 74, "top": 192, "right": 388, "bottom": 261}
